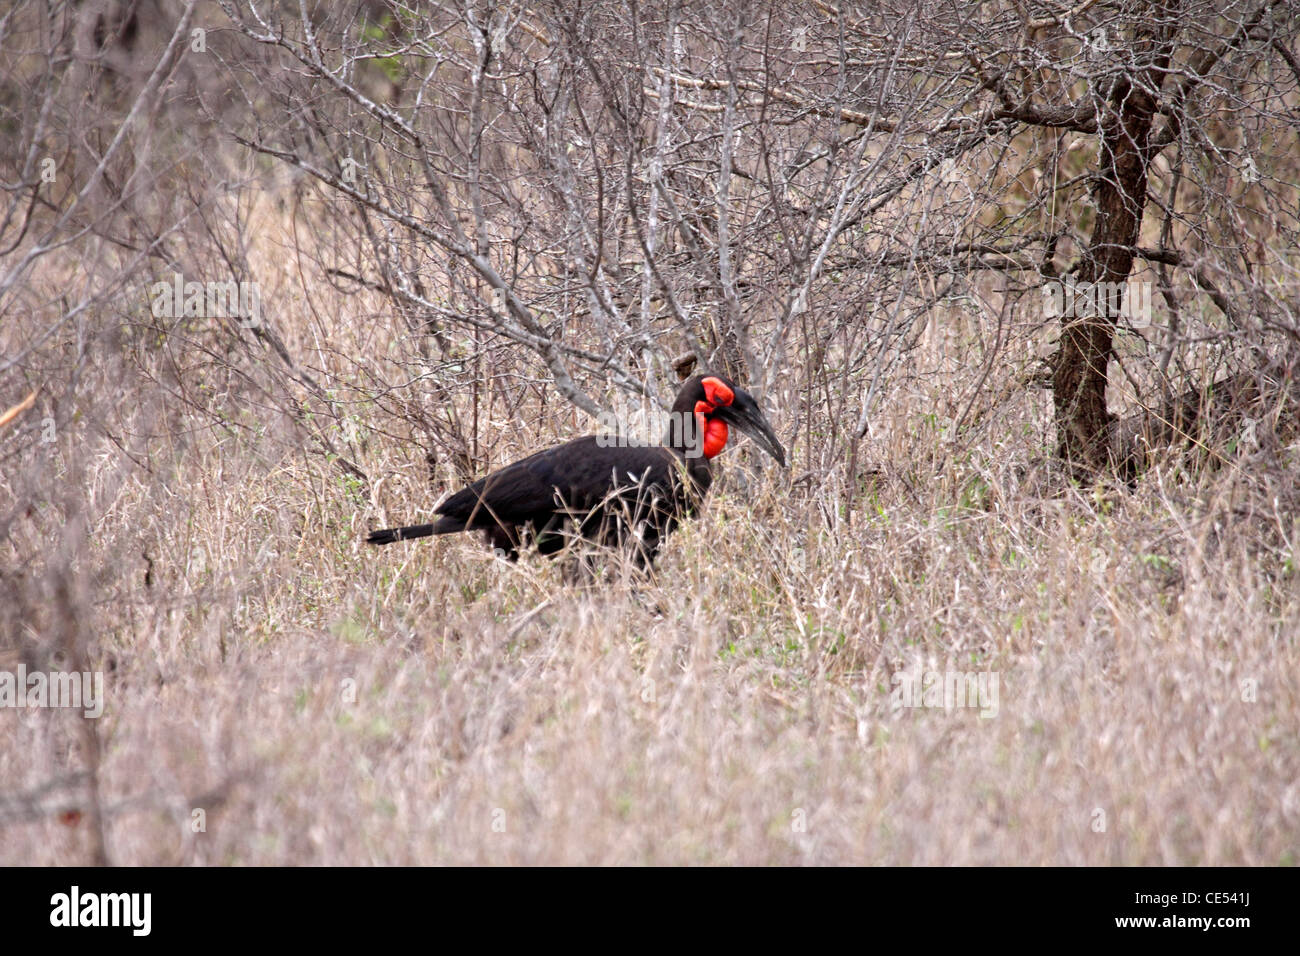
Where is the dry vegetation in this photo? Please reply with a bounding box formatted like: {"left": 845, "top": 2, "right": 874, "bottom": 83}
{"left": 4, "top": 211, "right": 1297, "bottom": 865}
{"left": 3, "top": 0, "right": 1299, "bottom": 865}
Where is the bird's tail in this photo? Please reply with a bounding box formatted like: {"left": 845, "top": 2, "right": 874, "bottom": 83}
{"left": 365, "top": 519, "right": 456, "bottom": 545}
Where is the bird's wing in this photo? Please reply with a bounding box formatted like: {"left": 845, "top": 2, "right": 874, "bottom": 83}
{"left": 435, "top": 437, "right": 680, "bottom": 530}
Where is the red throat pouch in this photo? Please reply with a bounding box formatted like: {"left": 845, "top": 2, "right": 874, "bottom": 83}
{"left": 694, "top": 399, "right": 729, "bottom": 458}
{"left": 703, "top": 418, "right": 729, "bottom": 457}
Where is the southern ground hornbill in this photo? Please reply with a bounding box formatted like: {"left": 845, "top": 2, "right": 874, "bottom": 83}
{"left": 365, "top": 374, "right": 786, "bottom": 568}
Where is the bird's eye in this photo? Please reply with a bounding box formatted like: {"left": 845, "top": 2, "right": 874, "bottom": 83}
{"left": 701, "top": 376, "right": 735, "bottom": 407}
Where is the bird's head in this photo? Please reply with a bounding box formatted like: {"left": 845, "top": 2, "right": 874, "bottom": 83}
{"left": 668, "top": 373, "right": 787, "bottom": 467}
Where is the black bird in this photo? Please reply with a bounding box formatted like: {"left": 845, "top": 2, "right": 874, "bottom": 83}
{"left": 366, "top": 373, "right": 786, "bottom": 567}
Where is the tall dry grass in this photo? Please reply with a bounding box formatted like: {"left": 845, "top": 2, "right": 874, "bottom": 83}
{"left": 2, "top": 195, "right": 1298, "bottom": 866}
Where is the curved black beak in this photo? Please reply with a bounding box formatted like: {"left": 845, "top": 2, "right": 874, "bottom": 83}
{"left": 716, "top": 388, "right": 787, "bottom": 467}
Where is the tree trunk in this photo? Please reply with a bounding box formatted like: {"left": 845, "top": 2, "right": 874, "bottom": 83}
{"left": 1052, "top": 10, "right": 1176, "bottom": 474}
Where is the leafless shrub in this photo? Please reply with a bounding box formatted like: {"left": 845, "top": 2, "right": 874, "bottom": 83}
{"left": 2, "top": 0, "right": 1298, "bottom": 865}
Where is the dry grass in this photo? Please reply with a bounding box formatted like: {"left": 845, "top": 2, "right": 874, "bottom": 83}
{"left": 3, "top": 219, "right": 1299, "bottom": 867}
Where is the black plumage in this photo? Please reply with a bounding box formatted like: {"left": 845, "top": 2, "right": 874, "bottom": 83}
{"left": 366, "top": 373, "right": 786, "bottom": 567}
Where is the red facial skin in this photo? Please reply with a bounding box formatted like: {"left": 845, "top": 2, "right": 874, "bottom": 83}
{"left": 701, "top": 377, "right": 735, "bottom": 407}
{"left": 694, "top": 376, "right": 736, "bottom": 458}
